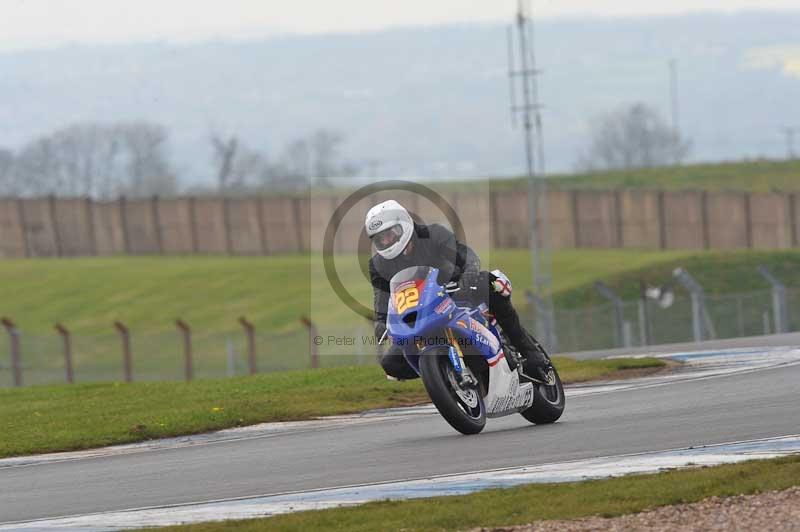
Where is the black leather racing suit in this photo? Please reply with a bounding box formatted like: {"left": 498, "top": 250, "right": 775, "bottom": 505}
{"left": 369, "top": 222, "right": 542, "bottom": 380}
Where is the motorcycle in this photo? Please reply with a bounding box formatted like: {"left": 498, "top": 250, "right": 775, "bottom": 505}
{"left": 385, "top": 266, "right": 565, "bottom": 435}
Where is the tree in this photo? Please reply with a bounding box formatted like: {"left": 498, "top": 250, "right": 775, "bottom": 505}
{"left": 206, "top": 128, "right": 357, "bottom": 193}
{"left": 577, "top": 103, "right": 691, "bottom": 171}
{"left": 11, "top": 122, "right": 177, "bottom": 198}
{"left": 282, "top": 138, "right": 312, "bottom": 181}
{"left": 210, "top": 134, "right": 264, "bottom": 192}
{"left": 0, "top": 148, "right": 15, "bottom": 195}
{"left": 311, "top": 129, "right": 343, "bottom": 186}
{"left": 119, "top": 122, "right": 177, "bottom": 197}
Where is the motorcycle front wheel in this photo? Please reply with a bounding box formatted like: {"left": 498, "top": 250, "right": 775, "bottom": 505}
{"left": 420, "top": 346, "right": 486, "bottom": 435}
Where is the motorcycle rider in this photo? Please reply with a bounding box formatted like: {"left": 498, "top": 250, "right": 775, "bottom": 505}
{"left": 366, "top": 199, "right": 551, "bottom": 383}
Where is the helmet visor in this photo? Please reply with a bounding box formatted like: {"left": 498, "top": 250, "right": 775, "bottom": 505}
{"left": 371, "top": 225, "right": 404, "bottom": 252}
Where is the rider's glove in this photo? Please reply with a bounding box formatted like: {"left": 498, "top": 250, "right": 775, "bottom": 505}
{"left": 490, "top": 269, "right": 513, "bottom": 298}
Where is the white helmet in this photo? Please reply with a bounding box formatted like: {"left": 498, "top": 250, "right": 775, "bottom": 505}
{"left": 365, "top": 200, "right": 414, "bottom": 260}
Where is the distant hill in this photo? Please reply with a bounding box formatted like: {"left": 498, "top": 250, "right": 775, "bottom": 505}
{"left": 0, "top": 11, "right": 798, "bottom": 186}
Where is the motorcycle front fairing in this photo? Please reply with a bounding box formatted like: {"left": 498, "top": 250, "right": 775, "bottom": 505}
{"left": 386, "top": 267, "right": 505, "bottom": 375}
{"left": 387, "top": 266, "right": 535, "bottom": 417}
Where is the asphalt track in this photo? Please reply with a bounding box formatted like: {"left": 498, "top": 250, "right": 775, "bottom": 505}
{"left": 2, "top": 345, "right": 800, "bottom": 526}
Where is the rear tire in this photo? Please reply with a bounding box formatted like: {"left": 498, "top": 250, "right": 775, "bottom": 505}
{"left": 520, "top": 365, "right": 565, "bottom": 425}
{"left": 420, "top": 347, "right": 486, "bottom": 435}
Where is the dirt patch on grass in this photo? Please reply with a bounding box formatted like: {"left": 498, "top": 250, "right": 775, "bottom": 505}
{"left": 479, "top": 486, "right": 800, "bottom": 531}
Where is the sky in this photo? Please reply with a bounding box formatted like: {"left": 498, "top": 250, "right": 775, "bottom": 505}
{"left": 2, "top": 0, "right": 799, "bottom": 51}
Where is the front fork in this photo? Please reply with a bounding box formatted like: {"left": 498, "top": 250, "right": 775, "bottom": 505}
{"left": 444, "top": 328, "right": 478, "bottom": 387}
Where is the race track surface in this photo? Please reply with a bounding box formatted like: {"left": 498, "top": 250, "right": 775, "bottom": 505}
{"left": 2, "top": 346, "right": 799, "bottom": 525}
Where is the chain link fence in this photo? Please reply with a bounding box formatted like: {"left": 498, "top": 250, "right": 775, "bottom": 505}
{"left": 526, "top": 287, "right": 797, "bottom": 354}
{"left": 3, "top": 284, "right": 798, "bottom": 387}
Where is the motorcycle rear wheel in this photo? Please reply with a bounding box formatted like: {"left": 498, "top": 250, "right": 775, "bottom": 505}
{"left": 420, "top": 347, "right": 486, "bottom": 435}
{"left": 520, "top": 365, "right": 565, "bottom": 425}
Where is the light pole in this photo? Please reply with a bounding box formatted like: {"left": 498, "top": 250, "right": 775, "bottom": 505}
{"left": 507, "top": 0, "right": 556, "bottom": 349}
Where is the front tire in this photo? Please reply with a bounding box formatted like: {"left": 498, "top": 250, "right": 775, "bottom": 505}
{"left": 420, "top": 347, "right": 486, "bottom": 435}
{"left": 520, "top": 365, "right": 565, "bottom": 425}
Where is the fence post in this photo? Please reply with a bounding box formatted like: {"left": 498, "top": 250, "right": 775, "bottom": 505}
{"left": 118, "top": 196, "right": 131, "bottom": 254}
{"left": 238, "top": 317, "right": 257, "bottom": 375}
{"left": 673, "top": 268, "right": 716, "bottom": 342}
{"left": 176, "top": 319, "right": 193, "bottom": 381}
{"left": 55, "top": 323, "right": 74, "bottom": 384}
{"left": 757, "top": 265, "right": 789, "bottom": 334}
{"left": 300, "top": 316, "right": 319, "bottom": 369}
{"left": 657, "top": 190, "right": 667, "bottom": 250}
{"left": 292, "top": 197, "right": 305, "bottom": 252}
{"left": 85, "top": 197, "right": 98, "bottom": 256}
{"left": 188, "top": 197, "right": 200, "bottom": 254}
{"left": 16, "top": 198, "right": 30, "bottom": 258}
{"left": 114, "top": 321, "right": 133, "bottom": 383}
{"left": 570, "top": 190, "right": 580, "bottom": 248}
{"left": 48, "top": 194, "right": 63, "bottom": 257}
{"left": 613, "top": 188, "right": 624, "bottom": 248}
{"left": 223, "top": 197, "right": 233, "bottom": 255}
{"left": 1, "top": 318, "right": 22, "bottom": 387}
{"left": 152, "top": 195, "right": 164, "bottom": 255}
{"left": 638, "top": 281, "right": 651, "bottom": 346}
{"left": 594, "top": 282, "right": 627, "bottom": 348}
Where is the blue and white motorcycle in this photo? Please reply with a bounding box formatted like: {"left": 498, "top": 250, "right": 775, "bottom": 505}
{"left": 386, "top": 266, "right": 565, "bottom": 435}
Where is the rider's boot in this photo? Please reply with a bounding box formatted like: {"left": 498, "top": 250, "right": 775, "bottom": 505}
{"left": 516, "top": 332, "right": 553, "bottom": 384}
{"left": 489, "top": 292, "right": 551, "bottom": 382}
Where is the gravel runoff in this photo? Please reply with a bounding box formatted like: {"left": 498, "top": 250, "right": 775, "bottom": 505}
{"left": 475, "top": 486, "right": 800, "bottom": 532}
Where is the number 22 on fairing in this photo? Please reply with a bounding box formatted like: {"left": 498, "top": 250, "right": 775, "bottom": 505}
{"left": 394, "top": 286, "right": 419, "bottom": 313}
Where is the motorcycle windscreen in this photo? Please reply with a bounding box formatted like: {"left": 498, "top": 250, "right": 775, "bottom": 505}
{"left": 389, "top": 266, "right": 433, "bottom": 290}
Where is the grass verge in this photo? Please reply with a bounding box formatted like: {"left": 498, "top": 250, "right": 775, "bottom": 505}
{"left": 153, "top": 455, "right": 800, "bottom": 532}
{"left": 481, "top": 159, "right": 800, "bottom": 192}
{"left": 0, "top": 357, "right": 663, "bottom": 458}
{"left": 2, "top": 249, "right": 796, "bottom": 336}
{"left": 0, "top": 250, "right": 692, "bottom": 336}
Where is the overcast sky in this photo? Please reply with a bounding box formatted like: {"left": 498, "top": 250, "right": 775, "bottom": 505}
{"left": 2, "top": 0, "right": 799, "bottom": 51}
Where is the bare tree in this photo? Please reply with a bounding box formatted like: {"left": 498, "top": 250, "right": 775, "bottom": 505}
{"left": 119, "top": 122, "right": 177, "bottom": 197}
{"left": 13, "top": 137, "right": 60, "bottom": 196}
{"left": 211, "top": 135, "right": 238, "bottom": 191}
{"left": 211, "top": 134, "right": 265, "bottom": 192}
{"left": 0, "top": 148, "right": 15, "bottom": 195}
{"left": 311, "top": 129, "right": 344, "bottom": 186}
{"left": 577, "top": 103, "right": 692, "bottom": 171}
{"left": 206, "top": 128, "right": 356, "bottom": 193}
{"left": 283, "top": 138, "right": 312, "bottom": 181}
{"left": 266, "top": 129, "right": 356, "bottom": 188}
{"left": 11, "top": 122, "right": 177, "bottom": 198}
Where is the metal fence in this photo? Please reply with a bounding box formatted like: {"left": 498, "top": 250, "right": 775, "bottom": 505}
{"left": 0, "top": 320, "right": 382, "bottom": 388}
{"left": 527, "top": 287, "right": 800, "bottom": 354}
{"left": 3, "top": 284, "right": 799, "bottom": 387}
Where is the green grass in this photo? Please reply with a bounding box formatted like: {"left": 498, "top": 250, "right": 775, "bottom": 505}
{"left": 0, "top": 255, "right": 311, "bottom": 335}
{"left": 2, "top": 248, "right": 798, "bottom": 383}
{"left": 0, "top": 358, "right": 663, "bottom": 458}
{"left": 485, "top": 159, "right": 800, "bottom": 192}
{"left": 555, "top": 250, "right": 800, "bottom": 308}
{"left": 3, "top": 249, "right": 794, "bottom": 337}
{"left": 152, "top": 455, "right": 800, "bottom": 532}
{"left": 0, "top": 250, "right": 692, "bottom": 336}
